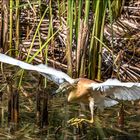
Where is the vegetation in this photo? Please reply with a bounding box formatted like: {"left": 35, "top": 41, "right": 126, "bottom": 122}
{"left": 0, "top": 0, "right": 140, "bottom": 139}
{"left": 1, "top": 0, "right": 140, "bottom": 81}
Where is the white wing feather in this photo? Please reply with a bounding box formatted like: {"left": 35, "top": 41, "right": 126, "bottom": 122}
{"left": 96, "top": 97, "right": 119, "bottom": 110}
{"left": 0, "top": 53, "right": 74, "bottom": 84}
{"left": 89, "top": 79, "right": 140, "bottom": 101}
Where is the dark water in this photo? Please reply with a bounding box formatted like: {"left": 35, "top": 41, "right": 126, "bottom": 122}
{"left": 18, "top": 94, "right": 140, "bottom": 140}
{"left": 0, "top": 70, "right": 140, "bottom": 140}
{"left": 44, "top": 98, "right": 140, "bottom": 140}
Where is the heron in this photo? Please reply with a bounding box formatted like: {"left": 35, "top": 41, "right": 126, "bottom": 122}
{"left": 0, "top": 53, "right": 140, "bottom": 125}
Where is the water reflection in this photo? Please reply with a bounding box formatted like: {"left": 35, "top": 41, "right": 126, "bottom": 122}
{"left": 0, "top": 71, "right": 140, "bottom": 139}
{"left": 37, "top": 93, "right": 140, "bottom": 140}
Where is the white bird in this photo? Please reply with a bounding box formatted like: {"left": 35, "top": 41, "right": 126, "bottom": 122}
{"left": 0, "top": 53, "right": 140, "bottom": 124}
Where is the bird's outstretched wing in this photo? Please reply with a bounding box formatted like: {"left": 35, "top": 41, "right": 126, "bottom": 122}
{"left": 0, "top": 53, "right": 74, "bottom": 85}
{"left": 89, "top": 78, "right": 140, "bottom": 101}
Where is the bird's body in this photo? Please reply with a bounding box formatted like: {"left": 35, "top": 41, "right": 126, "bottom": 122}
{"left": 0, "top": 53, "right": 140, "bottom": 125}
{"left": 68, "top": 78, "right": 94, "bottom": 103}
{"left": 68, "top": 78, "right": 103, "bottom": 105}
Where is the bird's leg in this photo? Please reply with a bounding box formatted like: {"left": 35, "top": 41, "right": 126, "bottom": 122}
{"left": 88, "top": 97, "right": 94, "bottom": 123}
{"left": 77, "top": 97, "right": 94, "bottom": 123}
{"left": 68, "top": 98, "right": 95, "bottom": 126}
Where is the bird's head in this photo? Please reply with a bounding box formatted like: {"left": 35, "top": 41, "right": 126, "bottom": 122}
{"left": 55, "top": 79, "right": 80, "bottom": 94}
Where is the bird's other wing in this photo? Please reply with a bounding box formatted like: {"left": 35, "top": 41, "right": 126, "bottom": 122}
{"left": 98, "top": 98, "right": 119, "bottom": 110}
{"left": 89, "top": 78, "right": 140, "bottom": 101}
{"left": 0, "top": 53, "right": 74, "bottom": 85}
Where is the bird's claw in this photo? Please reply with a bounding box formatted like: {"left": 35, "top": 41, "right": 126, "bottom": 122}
{"left": 67, "top": 118, "right": 85, "bottom": 127}
{"left": 68, "top": 118, "right": 94, "bottom": 127}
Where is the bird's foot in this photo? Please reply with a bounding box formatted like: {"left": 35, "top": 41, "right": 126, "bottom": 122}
{"left": 68, "top": 118, "right": 94, "bottom": 127}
